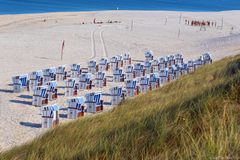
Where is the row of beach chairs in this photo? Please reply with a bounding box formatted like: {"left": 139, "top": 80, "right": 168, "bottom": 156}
{"left": 11, "top": 51, "right": 212, "bottom": 128}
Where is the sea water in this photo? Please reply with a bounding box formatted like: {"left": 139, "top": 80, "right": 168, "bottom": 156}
{"left": 0, "top": 0, "right": 240, "bottom": 14}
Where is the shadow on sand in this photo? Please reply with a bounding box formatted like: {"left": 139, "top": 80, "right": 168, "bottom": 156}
{"left": 9, "top": 100, "right": 32, "bottom": 106}
{"left": 20, "top": 122, "right": 41, "bottom": 128}
{"left": 59, "top": 114, "right": 67, "bottom": 118}
{"left": 58, "top": 93, "right": 65, "bottom": 96}
{"left": 0, "top": 89, "right": 13, "bottom": 93}
{"left": 18, "top": 95, "right": 32, "bottom": 99}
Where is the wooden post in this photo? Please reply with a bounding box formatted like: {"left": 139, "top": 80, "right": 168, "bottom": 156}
{"left": 179, "top": 13, "right": 182, "bottom": 24}
{"left": 165, "top": 16, "right": 168, "bottom": 25}
{"left": 130, "top": 20, "right": 134, "bottom": 31}
{"left": 61, "top": 40, "right": 65, "bottom": 60}
{"left": 178, "top": 28, "right": 181, "bottom": 38}
{"left": 100, "top": 100, "right": 103, "bottom": 111}
{"left": 103, "top": 78, "right": 107, "bottom": 87}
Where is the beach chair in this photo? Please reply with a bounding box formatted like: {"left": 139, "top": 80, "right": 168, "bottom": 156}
{"left": 201, "top": 53, "right": 212, "bottom": 64}
{"left": 109, "top": 86, "right": 123, "bottom": 105}
{"left": 168, "top": 55, "right": 175, "bottom": 66}
{"left": 79, "top": 73, "right": 93, "bottom": 90}
{"left": 56, "top": 65, "right": 67, "bottom": 81}
{"left": 67, "top": 97, "right": 85, "bottom": 119}
{"left": 109, "top": 56, "right": 119, "bottom": 71}
{"left": 88, "top": 60, "right": 97, "bottom": 74}
{"left": 42, "top": 68, "right": 56, "bottom": 83}
{"left": 149, "top": 73, "right": 159, "bottom": 90}
{"left": 194, "top": 58, "right": 203, "bottom": 70}
{"left": 42, "top": 104, "right": 59, "bottom": 128}
{"left": 45, "top": 81, "right": 58, "bottom": 101}
{"left": 159, "top": 69, "right": 168, "bottom": 86}
{"left": 180, "top": 63, "right": 189, "bottom": 75}
{"left": 125, "top": 65, "right": 134, "bottom": 80}
{"left": 122, "top": 53, "right": 131, "bottom": 67}
{"left": 168, "top": 66, "right": 175, "bottom": 81}
{"left": 98, "top": 58, "right": 109, "bottom": 72}
{"left": 159, "top": 57, "right": 167, "bottom": 69}
{"left": 133, "top": 63, "right": 145, "bottom": 78}
{"left": 29, "top": 71, "right": 43, "bottom": 91}
{"left": 70, "top": 64, "right": 81, "bottom": 78}
{"left": 65, "top": 78, "right": 78, "bottom": 96}
{"left": 172, "top": 64, "right": 181, "bottom": 79}
{"left": 32, "top": 86, "right": 48, "bottom": 107}
{"left": 175, "top": 53, "right": 184, "bottom": 64}
{"left": 187, "top": 60, "right": 195, "bottom": 73}
{"left": 152, "top": 59, "right": 160, "bottom": 73}
{"left": 12, "top": 74, "right": 28, "bottom": 93}
{"left": 144, "top": 61, "right": 152, "bottom": 74}
{"left": 139, "top": 76, "right": 149, "bottom": 94}
{"left": 125, "top": 79, "right": 138, "bottom": 97}
{"left": 95, "top": 72, "right": 106, "bottom": 88}
{"left": 85, "top": 92, "right": 103, "bottom": 113}
{"left": 113, "top": 68, "right": 124, "bottom": 82}
{"left": 144, "top": 50, "right": 154, "bottom": 62}
{"left": 116, "top": 55, "right": 123, "bottom": 67}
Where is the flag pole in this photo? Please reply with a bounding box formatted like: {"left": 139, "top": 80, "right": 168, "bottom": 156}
{"left": 61, "top": 40, "right": 65, "bottom": 60}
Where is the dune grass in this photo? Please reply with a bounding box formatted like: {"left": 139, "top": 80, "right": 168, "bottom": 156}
{"left": 1, "top": 55, "right": 240, "bottom": 160}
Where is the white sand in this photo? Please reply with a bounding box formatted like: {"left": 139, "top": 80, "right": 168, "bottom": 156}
{"left": 0, "top": 10, "right": 240, "bottom": 151}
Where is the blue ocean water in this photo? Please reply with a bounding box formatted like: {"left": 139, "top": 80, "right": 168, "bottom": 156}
{"left": 0, "top": 0, "right": 240, "bottom": 14}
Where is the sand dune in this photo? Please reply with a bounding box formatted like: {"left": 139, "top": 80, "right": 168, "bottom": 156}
{"left": 0, "top": 10, "right": 240, "bottom": 151}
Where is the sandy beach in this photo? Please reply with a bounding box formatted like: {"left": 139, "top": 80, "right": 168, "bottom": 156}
{"left": 0, "top": 10, "right": 240, "bottom": 151}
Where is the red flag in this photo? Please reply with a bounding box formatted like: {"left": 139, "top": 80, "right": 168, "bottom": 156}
{"left": 61, "top": 40, "right": 65, "bottom": 60}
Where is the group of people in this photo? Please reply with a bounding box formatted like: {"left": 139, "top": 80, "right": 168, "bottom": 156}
{"left": 185, "top": 19, "right": 217, "bottom": 27}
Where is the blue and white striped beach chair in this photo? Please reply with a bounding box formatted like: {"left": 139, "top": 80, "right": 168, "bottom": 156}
{"left": 149, "top": 73, "right": 159, "bottom": 90}
{"left": 139, "top": 76, "right": 149, "bottom": 93}
{"left": 12, "top": 74, "right": 28, "bottom": 93}
{"left": 125, "top": 79, "right": 137, "bottom": 97}
{"left": 180, "top": 63, "right": 189, "bottom": 75}
{"left": 175, "top": 53, "right": 184, "bottom": 64}
{"left": 113, "top": 68, "right": 124, "bottom": 82}
{"left": 159, "top": 57, "right": 167, "bottom": 69}
{"left": 144, "top": 61, "right": 152, "bottom": 74}
{"left": 42, "top": 104, "right": 59, "bottom": 128}
{"left": 125, "top": 65, "right": 134, "bottom": 80}
{"left": 144, "top": 50, "right": 154, "bottom": 62}
{"left": 201, "top": 53, "right": 212, "bottom": 64}
{"left": 79, "top": 73, "right": 93, "bottom": 90}
{"left": 65, "top": 78, "right": 78, "bottom": 96}
{"left": 29, "top": 71, "right": 43, "bottom": 91}
{"left": 187, "top": 60, "right": 195, "bottom": 73}
{"left": 116, "top": 55, "right": 123, "bottom": 67}
{"left": 88, "top": 60, "right": 97, "bottom": 74}
{"left": 122, "top": 53, "right": 131, "bottom": 68}
{"left": 133, "top": 63, "right": 145, "bottom": 78}
{"left": 159, "top": 68, "right": 168, "bottom": 86}
{"left": 67, "top": 97, "right": 85, "bottom": 119}
{"left": 152, "top": 59, "right": 160, "bottom": 73}
{"left": 70, "top": 64, "right": 81, "bottom": 78}
{"left": 85, "top": 92, "right": 102, "bottom": 113}
{"left": 194, "top": 58, "right": 203, "bottom": 70}
{"left": 110, "top": 86, "right": 123, "bottom": 105}
{"left": 56, "top": 65, "right": 66, "bottom": 81}
{"left": 109, "top": 56, "right": 119, "bottom": 71}
{"left": 95, "top": 72, "right": 105, "bottom": 88}
{"left": 32, "top": 86, "right": 48, "bottom": 107}
{"left": 45, "top": 81, "right": 58, "bottom": 101}
{"left": 98, "top": 58, "right": 108, "bottom": 72}
{"left": 42, "top": 68, "right": 56, "bottom": 83}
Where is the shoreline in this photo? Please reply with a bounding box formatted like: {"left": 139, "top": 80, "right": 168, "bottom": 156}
{"left": 1, "top": 9, "right": 240, "bottom": 16}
